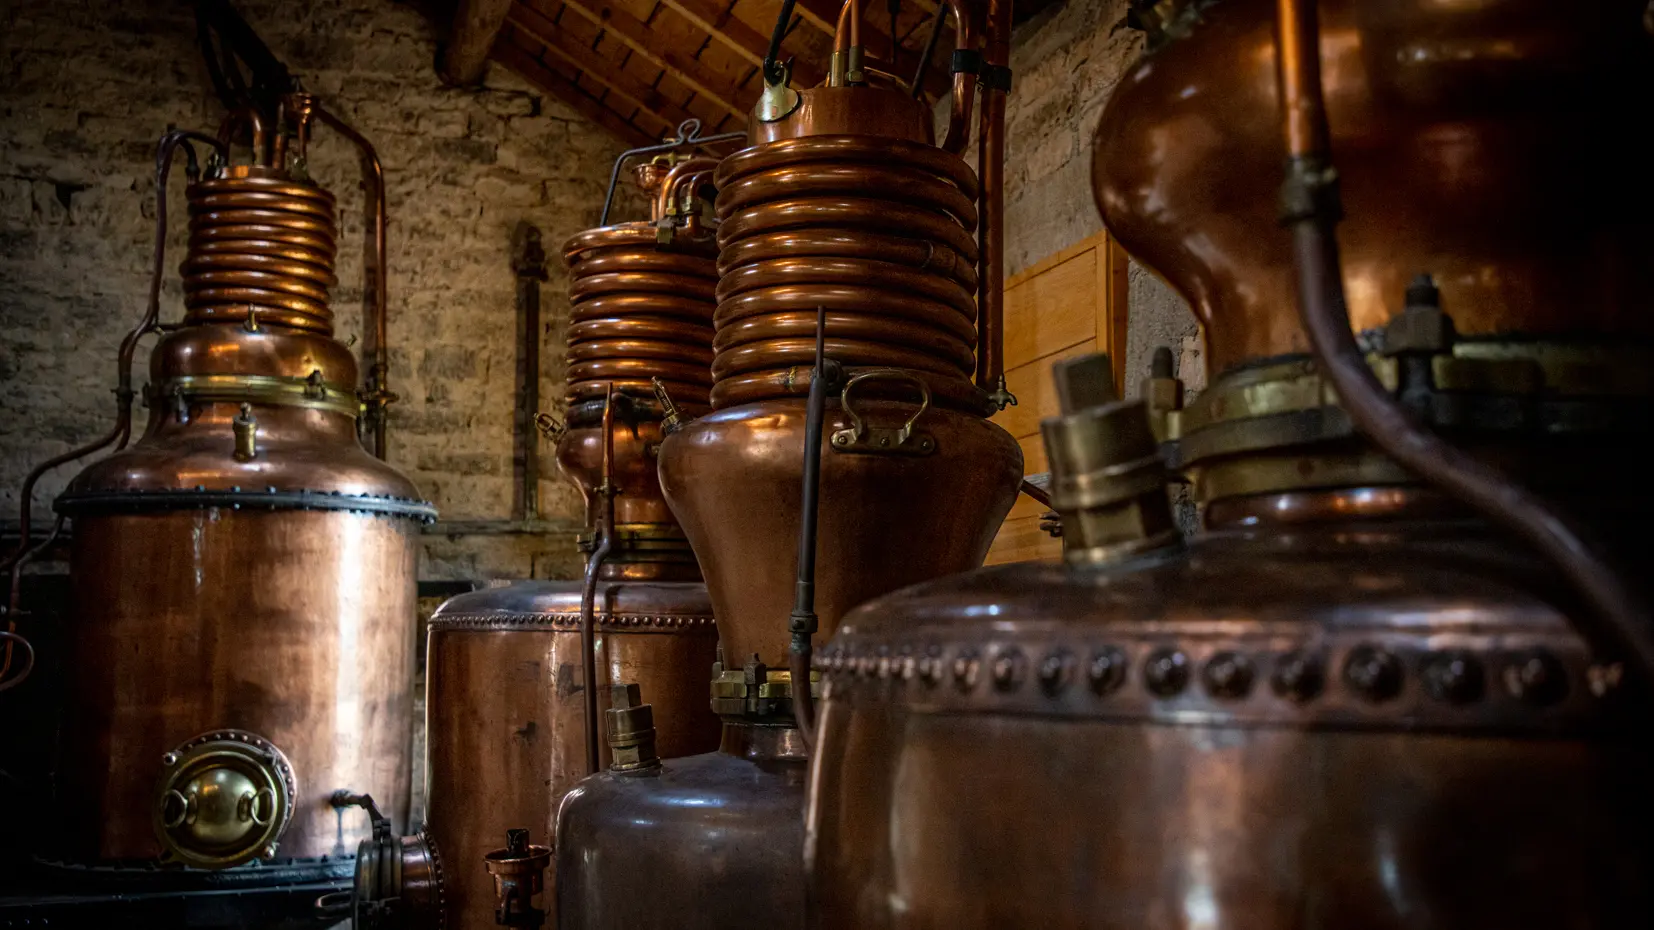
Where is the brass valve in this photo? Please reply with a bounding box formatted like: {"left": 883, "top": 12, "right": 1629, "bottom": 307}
{"left": 484, "top": 828, "right": 553, "bottom": 928}
{"left": 606, "top": 683, "right": 661, "bottom": 773}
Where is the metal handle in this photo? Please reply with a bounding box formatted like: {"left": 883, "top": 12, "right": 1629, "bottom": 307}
{"left": 242, "top": 786, "right": 276, "bottom": 826}
{"left": 162, "top": 788, "right": 194, "bottom": 829}
{"left": 313, "top": 890, "right": 353, "bottom": 921}
{"left": 831, "top": 369, "right": 934, "bottom": 454}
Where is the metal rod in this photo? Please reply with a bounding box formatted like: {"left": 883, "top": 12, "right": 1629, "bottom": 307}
{"left": 578, "top": 385, "right": 619, "bottom": 774}
{"left": 512, "top": 223, "right": 548, "bottom": 520}
{"left": 313, "top": 104, "right": 391, "bottom": 459}
{"left": 599, "top": 120, "right": 749, "bottom": 227}
{"left": 975, "top": 0, "right": 1010, "bottom": 391}
{"left": 788, "top": 306, "right": 835, "bottom": 749}
{"left": 1273, "top": 0, "right": 1654, "bottom": 679}
{"left": 910, "top": 2, "right": 947, "bottom": 98}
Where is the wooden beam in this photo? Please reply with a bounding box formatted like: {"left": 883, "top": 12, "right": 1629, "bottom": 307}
{"left": 493, "top": 38, "right": 658, "bottom": 145}
{"left": 548, "top": 0, "right": 751, "bottom": 123}
{"left": 658, "top": 0, "right": 826, "bottom": 89}
{"left": 442, "top": 0, "right": 517, "bottom": 86}
{"left": 508, "top": 5, "right": 702, "bottom": 131}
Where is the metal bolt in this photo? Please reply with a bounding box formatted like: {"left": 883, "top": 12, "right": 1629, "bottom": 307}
{"left": 1088, "top": 647, "right": 1127, "bottom": 695}
{"left": 877, "top": 654, "right": 893, "bottom": 679}
{"left": 1588, "top": 662, "right": 1624, "bottom": 698}
{"left": 1270, "top": 650, "right": 1324, "bottom": 703}
{"left": 1422, "top": 651, "right": 1484, "bottom": 704}
{"left": 1502, "top": 650, "right": 1567, "bottom": 706}
{"left": 1344, "top": 645, "right": 1403, "bottom": 702}
{"left": 1038, "top": 650, "right": 1073, "bottom": 695}
{"left": 953, "top": 651, "right": 981, "bottom": 690}
{"left": 991, "top": 648, "right": 1025, "bottom": 691}
{"left": 1202, "top": 651, "right": 1254, "bottom": 699}
{"left": 919, "top": 652, "right": 942, "bottom": 686}
{"left": 161, "top": 751, "right": 180, "bottom": 767}
{"left": 899, "top": 653, "right": 917, "bottom": 681}
{"left": 1143, "top": 648, "right": 1190, "bottom": 697}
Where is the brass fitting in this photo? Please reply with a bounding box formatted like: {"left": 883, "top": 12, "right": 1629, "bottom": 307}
{"left": 1040, "top": 353, "right": 1180, "bottom": 565}
{"left": 152, "top": 729, "right": 294, "bottom": 869}
{"left": 606, "top": 683, "right": 661, "bottom": 773}
{"left": 484, "top": 828, "right": 554, "bottom": 928}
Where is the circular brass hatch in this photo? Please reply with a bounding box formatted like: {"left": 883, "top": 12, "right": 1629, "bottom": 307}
{"left": 152, "top": 729, "right": 297, "bottom": 869}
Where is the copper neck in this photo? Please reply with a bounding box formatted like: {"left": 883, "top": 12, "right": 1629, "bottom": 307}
{"left": 719, "top": 721, "right": 809, "bottom": 762}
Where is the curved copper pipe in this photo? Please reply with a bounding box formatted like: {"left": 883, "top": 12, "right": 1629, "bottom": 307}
{"left": 1274, "top": 0, "right": 1654, "bottom": 678}
{"left": 313, "top": 105, "right": 391, "bottom": 459}
{"left": 718, "top": 230, "right": 979, "bottom": 290}
{"left": 936, "top": 0, "right": 980, "bottom": 156}
{"left": 216, "top": 105, "right": 269, "bottom": 165}
{"left": 579, "top": 385, "right": 619, "bottom": 775}
{"left": 716, "top": 137, "right": 980, "bottom": 204}
{"left": 833, "top": 0, "right": 862, "bottom": 55}
{"left": 654, "top": 156, "right": 719, "bottom": 223}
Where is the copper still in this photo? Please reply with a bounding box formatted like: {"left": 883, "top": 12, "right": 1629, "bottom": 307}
{"left": 331, "top": 138, "right": 727, "bottom": 930}
{"left": 805, "top": 0, "right": 1654, "bottom": 926}
{"left": 555, "top": 0, "right": 1024, "bottom": 925}
{"left": 12, "top": 97, "right": 433, "bottom": 880}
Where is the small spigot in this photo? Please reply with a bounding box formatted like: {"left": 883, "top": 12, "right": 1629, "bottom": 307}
{"left": 652, "top": 377, "right": 689, "bottom": 435}
{"left": 986, "top": 374, "right": 1018, "bottom": 412}
{"left": 483, "top": 828, "right": 553, "bottom": 928}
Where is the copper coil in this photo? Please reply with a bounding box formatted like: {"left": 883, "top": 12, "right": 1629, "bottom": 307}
{"left": 563, "top": 222, "right": 719, "bottom": 408}
{"left": 181, "top": 173, "right": 338, "bottom": 333}
{"left": 712, "top": 137, "right": 983, "bottom": 411}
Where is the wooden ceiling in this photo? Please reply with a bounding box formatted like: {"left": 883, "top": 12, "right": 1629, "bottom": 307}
{"left": 452, "top": 0, "right": 954, "bottom": 145}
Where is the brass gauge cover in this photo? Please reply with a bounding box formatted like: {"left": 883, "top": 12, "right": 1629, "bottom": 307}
{"left": 152, "top": 729, "right": 296, "bottom": 869}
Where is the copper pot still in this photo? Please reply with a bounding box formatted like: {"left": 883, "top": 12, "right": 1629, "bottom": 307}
{"left": 329, "top": 140, "right": 729, "bottom": 930}
{"left": 805, "top": 0, "right": 1654, "bottom": 926}
{"left": 31, "top": 99, "right": 433, "bottom": 874}
{"left": 556, "top": 0, "right": 1023, "bottom": 927}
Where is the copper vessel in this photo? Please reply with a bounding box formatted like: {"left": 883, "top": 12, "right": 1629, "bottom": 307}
{"left": 1093, "top": 0, "right": 1654, "bottom": 374}
{"left": 40, "top": 100, "right": 432, "bottom": 873}
{"left": 333, "top": 140, "right": 726, "bottom": 930}
{"left": 805, "top": 1, "right": 1654, "bottom": 925}
{"left": 556, "top": 2, "right": 1023, "bottom": 926}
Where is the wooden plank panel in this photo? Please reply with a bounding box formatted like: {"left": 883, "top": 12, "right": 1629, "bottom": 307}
{"left": 985, "top": 514, "right": 1060, "bottom": 565}
{"left": 1002, "top": 249, "right": 1096, "bottom": 370}
{"left": 1005, "top": 436, "right": 1050, "bottom": 522}
{"left": 991, "top": 339, "right": 1096, "bottom": 441}
{"left": 661, "top": 0, "right": 827, "bottom": 88}
{"left": 511, "top": 5, "right": 698, "bottom": 129}
{"left": 494, "top": 33, "right": 658, "bottom": 144}
{"left": 1098, "top": 233, "right": 1131, "bottom": 395}
{"left": 552, "top": 0, "right": 749, "bottom": 122}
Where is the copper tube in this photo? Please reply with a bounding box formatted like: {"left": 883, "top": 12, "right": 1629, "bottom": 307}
{"left": 1273, "top": 0, "right": 1654, "bottom": 677}
{"left": 974, "top": 0, "right": 1008, "bottom": 390}
{"left": 712, "top": 137, "right": 985, "bottom": 411}
{"left": 0, "top": 631, "right": 33, "bottom": 694}
{"left": 655, "top": 156, "right": 719, "bottom": 221}
{"left": 216, "top": 105, "right": 269, "bottom": 166}
{"left": 787, "top": 308, "right": 833, "bottom": 751}
{"left": 182, "top": 174, "right": 339, "bottom": 331}
{"left": 312, "top": 105, "right": 391, "bottom": 459}
{"left": 833, "top": 0, "right": 862, "bottom": 55}
{"left": 936, "top": 0, "right": 979, "bottom": 156}
{"left": 579, "top": 386, "right": 618, "bottom": 775}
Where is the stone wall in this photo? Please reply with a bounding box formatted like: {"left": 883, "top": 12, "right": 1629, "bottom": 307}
{"left": 0, "top": 0, "right": 642, "bottom": 580}
{"left": 1001, "top": 0, "right": 1203, "bottom": 395}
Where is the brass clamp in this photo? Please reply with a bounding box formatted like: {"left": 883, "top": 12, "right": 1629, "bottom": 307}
{"left": 150, "top": 372, "right": 363, "bottom": 420}
{"left": 710, "top": 657, "right": 820, "bottom": 720}
{"left": 152, "top": 729, "right": 296, "bottom": 869}
{"left": 533, "top": 412, "right": 565, "bottom": 443}
{"left": 830, "top": 369, "right": 936, "bottom": 456}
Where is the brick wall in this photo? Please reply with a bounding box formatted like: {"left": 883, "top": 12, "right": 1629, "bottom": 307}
{"left": 0, "top": 0, "right": 648, "bottom": 579}
{"left": 1000, "top": 0, "right": 1202, "bottom": 395}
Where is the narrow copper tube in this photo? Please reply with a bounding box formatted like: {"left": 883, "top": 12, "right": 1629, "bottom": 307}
{"left": 1273, "top": 0, "right": 1654, "bottom": 678}
{"left": 974, "top": 0, "right": 1009, "bottom": 389}
{"left": 313, "top": 104, "right": 391, "bottom": 459}
{"left": 654, "top": 156, "right": 718, "bottom": 221}
{"left": 936, "top": 0, "right": 979, "bottom": 156}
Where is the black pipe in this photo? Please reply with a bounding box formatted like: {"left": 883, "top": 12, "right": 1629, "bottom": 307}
{"left": 789, "top": 306, "right": 839, "bottom": 749}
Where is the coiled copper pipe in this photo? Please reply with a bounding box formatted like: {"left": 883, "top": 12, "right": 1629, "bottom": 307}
{"left": 562, "top": 224, "right": 719, "bottom": 414}
{"left": 181, "top": 171, "right": 339, "bottom": 334}
{"left": 711, "top": 136, "right": 983, "bottom": 411}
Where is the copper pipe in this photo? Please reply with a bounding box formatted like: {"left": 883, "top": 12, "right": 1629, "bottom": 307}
{"left": 578, "top": 385, "right": 619, "bottom": 775}
{"left": 936, "top": 0, "right": 979, "bottom": 156}
{"left": 1273, "top": 0, "right": 1654, "bottom": 678}
{"left": 3, "top": 129, "right": 223, "bottom": 600}
{"left": 712, "top": 136, "right": 986, "bottom": 411}
{"left": 974, "top": 0, "right": 1008, "bottom": 391}
{"left": 656, "top": 156, "right": 719, "bottom": 221}
{"left": 833, "top": 0, "right": 862, "bottom": 55}
{"left": 313, "top": 105, "right": 391, "bottom": 459}
{"left": 0, "top": 631, "right": 33, "bottom": 694}
{"left": 216, "top": 105, "right": 269, "bottom": 166}
{"left": 1, "top": 514, "right": 63, "bottom": 686}
{"left": 182, "top": 175, "right": 339, "bottom": 330}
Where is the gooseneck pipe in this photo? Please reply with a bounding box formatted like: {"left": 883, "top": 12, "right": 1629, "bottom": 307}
{"left": 313, "top": 104, "right": 391, "bottom": 459}
{"left": 578, "top": 385, "right": 619, "bottom": 774}
{"left": 1273, "top": 0, "right": 1654, "bottom": 679}
{"left": 975, "top": 0, "right": 1010, "bottom": 394}
{"left": 599, "top": 120, "right": 748, "bottom": 227}
{"left": 788, "top": 307, "right": 837, "bottom": 750}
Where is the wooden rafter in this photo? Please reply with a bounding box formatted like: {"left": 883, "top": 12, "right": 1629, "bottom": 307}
{"left": 658, "top": 0, "right": 826, "bottom": 89}
{"left": 509, "top": 4, "right": 702, "bottom": 132}
{"left": 550, "top": 0, "right": 751, "bottom": 124}
{"left": 494, "top": 38, "right": 658, "bottom": 145}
